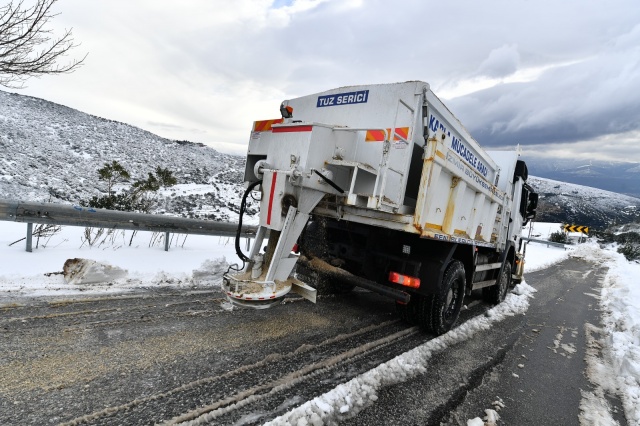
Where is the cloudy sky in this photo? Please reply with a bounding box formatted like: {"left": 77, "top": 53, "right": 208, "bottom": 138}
{"left": 15, "top": 0, "right": 640, "bottom": 163}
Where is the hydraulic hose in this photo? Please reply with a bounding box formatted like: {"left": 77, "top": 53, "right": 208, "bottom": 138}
{"left": 235, "top": 180, "right": 262, "bottom": 263}
{"left": 312, "top": 169, "right": 345, "bottom": 194}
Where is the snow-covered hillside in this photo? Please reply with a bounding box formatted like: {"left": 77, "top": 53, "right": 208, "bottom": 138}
{"left": 0, "top": 90, "right": 255, "bottom": 221}
{"left": 529, "top": 176, "right": 640, "bottom": 229}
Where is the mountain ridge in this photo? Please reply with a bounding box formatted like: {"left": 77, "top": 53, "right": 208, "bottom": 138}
{"left": 528, "top": 176, "right": 639, "bottom": 229}
{"left": 521, "top": 156, "right": 640, "bottom": 198}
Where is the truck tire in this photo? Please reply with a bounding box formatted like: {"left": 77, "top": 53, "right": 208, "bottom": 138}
{"left": 483, "top": 264, "right": 511, "bottom": 304}
{"left": 416, "top": 260, "right": 466, "bottom": 335}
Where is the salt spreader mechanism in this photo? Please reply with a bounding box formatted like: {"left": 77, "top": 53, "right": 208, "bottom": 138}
{"left": 223, "top": 81, "right": 537, "bottom": 334}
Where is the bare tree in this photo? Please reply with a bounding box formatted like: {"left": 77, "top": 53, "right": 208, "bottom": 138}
{"left": 0, "top": 0, "right": 86, "bottom": 88}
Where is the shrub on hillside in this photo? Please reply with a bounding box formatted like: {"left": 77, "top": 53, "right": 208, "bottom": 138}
{"left": 81, "top": 161, "right": 176, "bottom": 213}
{"left": 618, "top": 243, "right": 640, "bottom": 262}
{"left": 549, "top": 231, "right": 568, "bottom": 244}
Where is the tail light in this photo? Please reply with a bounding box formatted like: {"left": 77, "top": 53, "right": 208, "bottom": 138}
{"left": 389, "top": 271, "right": 421, "bottom": 288}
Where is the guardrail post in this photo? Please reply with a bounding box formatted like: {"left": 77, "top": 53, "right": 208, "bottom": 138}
{"left": 165, "top": 231, "right": 170, "bottom": 252}
{"left": 26, "top": 223, "right": 33, "bottom": 252}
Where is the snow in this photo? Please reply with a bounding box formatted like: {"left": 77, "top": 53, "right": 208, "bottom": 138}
{"left": 596, "top": 246, "right": 640, "bottom": 424}
{"left": 579, "top": 389, "right": 619, "bottom": 426}
{"left": 483, "top": 408, "right": 500, "bottom": 425}
{"left": 0, "top": 221, "right": 243, "bottom": 298}
{"left": 1, "top": 220, "right": 640, "bottom": 425}
{"left": 523, "top": 242, "right": 571, "bottom": 273}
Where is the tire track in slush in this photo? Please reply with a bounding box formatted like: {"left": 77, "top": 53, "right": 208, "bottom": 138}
{"left": 0, "top": 289, "right": 223, "bottom": 320}
{"left": 170, "top": 301, "right": 489, "bottom": 426}
{"left": 58, "top": 319, "right": 417, "bottom": 426}
{"left": 0, "top": 297, "right": 227, "bottom": 331}
{"left": 58, "top": 301, "right": 488, "bottom": 426}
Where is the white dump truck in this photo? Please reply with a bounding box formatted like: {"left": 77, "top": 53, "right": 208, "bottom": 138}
{"left": 223, "top": 81, "right": 538, "bottom": 335}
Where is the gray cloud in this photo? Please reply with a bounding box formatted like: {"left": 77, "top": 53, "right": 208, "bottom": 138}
{"left": 448, "top": 23, "right": 640, "bottom": 154}
{"left": 15, "top": 0, "right": 640, "bottom": 163}
{"left": 476, "top": 45, "right": 520, "bottom": 79}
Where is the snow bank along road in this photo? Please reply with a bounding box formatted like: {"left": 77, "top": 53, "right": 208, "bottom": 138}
{"left": 0, "top": 256, "right": 627, "bottom": 425}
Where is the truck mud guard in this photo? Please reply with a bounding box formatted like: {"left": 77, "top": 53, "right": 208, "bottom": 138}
{"left": 417, "top": 243, "right": 458, "bottom": 295}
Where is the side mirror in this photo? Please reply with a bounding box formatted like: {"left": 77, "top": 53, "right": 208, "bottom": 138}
{"left": 527, "top": 193, "right": 539, "bottom": 213}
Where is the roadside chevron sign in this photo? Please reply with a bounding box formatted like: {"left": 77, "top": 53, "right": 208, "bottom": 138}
{"left": 564, "top": 224, "right": 589, "bottom": 234}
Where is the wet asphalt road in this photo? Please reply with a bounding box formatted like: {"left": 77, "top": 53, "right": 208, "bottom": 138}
{"left": 344, "top": 257, "right": 626, "bottom": 426}
{"left": 443, "top": 257, "right": 627, "bottom": 425}
{"left": 0, "top": 287, "right": 435, "bottom": 425}
{"left": 0, "top": 256, "right": 625, "bottom": 425}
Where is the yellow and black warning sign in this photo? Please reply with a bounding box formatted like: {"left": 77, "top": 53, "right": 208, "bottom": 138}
{"left": 564, "top": 224, "right": 589, "bottom": 234}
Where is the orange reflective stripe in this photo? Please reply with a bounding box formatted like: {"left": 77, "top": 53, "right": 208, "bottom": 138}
{"left": 393, "top": 127, "right": 409, "bottom": 140}
{"left": 253, "top": 119, "right": 284, "bottom": 132}
{"left": 272, "top": 125, "right": 313, "bottom": 133}
{"left": 365, "top": 127, "right": 410, "bottom": 142}
{"left": 365, "top": 129, "right": 386, "bottom": 142}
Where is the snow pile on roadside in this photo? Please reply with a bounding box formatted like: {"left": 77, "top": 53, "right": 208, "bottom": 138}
{"left": 597, "top": 247, "right": 640, "bottom": 423}
{"left": 570, "top": 240, "right": 618, "bottom": 267}
{"left": 581, "top": 323, "right": 620, "bottom": 426}
{"left": 62, "top": 258, "right": 128, "bottom": 285}
{"left": 565, "top": 240, "right": 640, "bottom": 424}
{"left": 264, "top": 282, "right": 537, "bottom": 426}
{"left": 523, "top": 242, "right": 572, "bottom": 273}
{"left": 0, "top": 222, "right": 236, "bottom": 298}
{"left": 521, "top": 222, "right": 574, "bottom": 273}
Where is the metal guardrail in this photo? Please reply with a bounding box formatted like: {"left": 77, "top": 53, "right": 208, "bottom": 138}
{"left": 521, "top": 236, "right": 568, "bottom": 250}
{"left": 0, "top": 199, "right": 258, "bottom": 252}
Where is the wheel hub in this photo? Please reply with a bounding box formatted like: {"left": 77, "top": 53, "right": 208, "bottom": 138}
{"left": 446, "top": 289, "right": 454, "bottom": 307}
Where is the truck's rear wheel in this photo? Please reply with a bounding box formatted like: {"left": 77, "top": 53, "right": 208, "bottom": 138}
{"left": 414, "top": 260, "right": 465, "bottom": 335}
{"left": 483, "top": 264, "right": 511, "bottom": 304}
